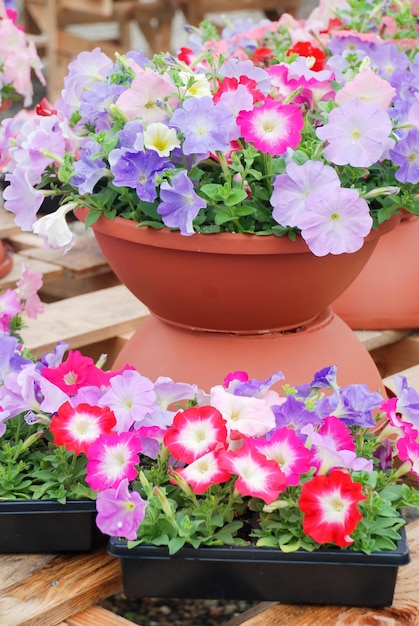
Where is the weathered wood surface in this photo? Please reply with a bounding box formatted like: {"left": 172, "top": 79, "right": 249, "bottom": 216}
{"left": 0, "top": 550, "right": 122, "bottom": 626}
{"left": 19, "top": 284, "right": 149, "bottom": 359}
{"left": 225, "top": 519, "right": 419, "bottom": 625}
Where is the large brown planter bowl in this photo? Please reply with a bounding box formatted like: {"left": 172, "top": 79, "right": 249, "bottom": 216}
{"left": 76, "top": 208, "right": 398, "bottom": 392}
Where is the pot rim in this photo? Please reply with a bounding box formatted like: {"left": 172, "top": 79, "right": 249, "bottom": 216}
{"left": 75, "top": 208, "right": 400, "bottom": 256}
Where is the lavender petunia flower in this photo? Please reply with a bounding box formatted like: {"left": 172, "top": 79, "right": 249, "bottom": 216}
{"left": 71, "top": 140, "right": 108, "bottom": 194}
{"left": 170, "top": 97, "right": 236, "bottom": 155}
{"left": 95, "top": 478, "right": 147, "bottom": 540}
{"left": 389, "top": 129, "right": 419, "bottom": 184}
{"left": 315, "top": 384, "right": 383, "bottom": 428}
{"left": 393, "top": 375, "right": 419, "bottom": 428}
{"left": 316, "top": 99, "right": 393, "bottom": 167}
{"left": 158, "top": 170, "right": 206, "bottom": 235}
{"left": 229, "top": 372, "right": 284, "bottom": 398}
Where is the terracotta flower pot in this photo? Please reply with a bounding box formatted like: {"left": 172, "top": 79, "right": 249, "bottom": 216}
{"left": 76, "top": 208, "right": 398, "bottom": 392}
{"left": 333, "top": 213, "right": 419, "bottom": 329}
{"left": 0, "top": 239, "right": 13, "bottom": 279}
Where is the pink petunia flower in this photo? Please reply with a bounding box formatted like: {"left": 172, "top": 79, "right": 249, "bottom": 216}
{"left": 299, "top": 470, "right": 367, "bottom": 547}
{"left": 237, "top": 98, "right": 304, "bottom": 156}
{"left": 16, "top": 263, "right": 44, "bottom": 319}
{"left": 335, "top": 67, "right": 396, "bottom": 110}
{"left": 396, "top": 436, "right": 419, "bottom": 479}
{"left": 210, "top": 384, "right": 276, "bottom": 438}
{"left": 86, "top": 431, "right": 142, "bottom": 491}
{"left": 163, "top": 405, "right": 228, "bottom": 464}
{"left": 218, "top": 442, "right": 286, "bottom": 503}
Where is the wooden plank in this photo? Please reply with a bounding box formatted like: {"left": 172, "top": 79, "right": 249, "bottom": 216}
{"left": 0, "top": 550, "right": 121, "bottom": 626}
{"left": 384, "top": 364, "right": 419, "bottom": 394}
{"left": 61, "top": 606, "right": 133, "bottom": 625}
{"left": 0, "top": 208, "right": 20, "bottom": 239}
{"left": 18, "top": 236, "right": 110, "bottom": 279}
{"left": 354, "top": 329, "right": 411, "bottom": 352}
{"left": 0, "top": 254, "right": 63, "bottom": 291}
{"left": 0, "top": 554, "right": 56, "bottom": 590}
{"left": 20, "top": 284, "right": 149, "bottom": 358}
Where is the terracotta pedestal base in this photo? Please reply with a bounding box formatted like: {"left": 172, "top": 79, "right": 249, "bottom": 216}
{"left": 113, "top": 307, "right": 385, "bottom": 394}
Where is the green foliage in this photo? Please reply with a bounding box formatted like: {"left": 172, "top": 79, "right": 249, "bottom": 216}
{"left": 0, "top": 416, "right": 95, "bottom": 503}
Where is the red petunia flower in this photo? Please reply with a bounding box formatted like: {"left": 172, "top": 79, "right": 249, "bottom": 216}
{"left": 299, "top": 470, "right": 367, "bottom": 547}
{"left": 163, "top": 405, "right": 228, "bottom": 464}
{"left": 286, "top": 41, "right": 326, "bottom": 72}
{"left": 50, "top": 402, "right": 117, "bottom": 454}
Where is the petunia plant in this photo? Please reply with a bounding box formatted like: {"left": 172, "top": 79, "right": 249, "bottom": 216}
{"left": 0, "top": 0, "right": 44, "bottom": 108}
{"left": 2, "top": 274, "right": 419, "bottom": 554}
{"left": 1, "top": 0, "right": 419, "bottom": 255}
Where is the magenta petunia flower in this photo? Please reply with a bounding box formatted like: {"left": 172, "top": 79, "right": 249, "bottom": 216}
{"left": 237, "top": 98, "right": 304, "bottom": 156}
{"left": 253, "top": 427, "right": 313, "bottom": 486}
{"left": 85, "top": 431, "right": 142, "bottom": 491}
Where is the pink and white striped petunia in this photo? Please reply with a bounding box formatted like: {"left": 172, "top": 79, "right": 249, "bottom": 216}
{"left": 49, "top": 402, "right": 117, "bottom": 455}
{"left": 253, "top": 427, "right": 313, "bottom": 486}
{"left": 299, "top": 470, "right": 367, "bottom": 547}
{"left": 237, "top": 98, "right": 304, "bottom": 156}
{"left": 210, "top": 385, "right": 276, "bottom": 439}
{"left": 163, "top": 405, "right": 228, "bottom": 464}
{"left": 177, "top": 450, "right": 232, "bottom": 494}
{"left": 85, "top": 431, "right": 142, "bottom": 491}
{"left": 218, "top": 443, "right": 286, "bottom": 504}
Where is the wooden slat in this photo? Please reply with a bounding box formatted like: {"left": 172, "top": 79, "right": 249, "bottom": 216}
{"left": 225, "top": 519, "right": 419, "bottom": 625}
{"left": 354, "top": 329, "right": 412, "bottom": 352}
{"left": 0, "top": 254, "right": 63, "bottom": 291}
{"left": 20, "top": 284, "right": 149, "bottom": 357}
{"left": 0, "top": 209, "right": 21, "bottom": 239}
{"left": 60, "top": 606, "right": 133, "bottom": 626}
{"left": 0, "top": 550, "right": 121, "bottom": 626}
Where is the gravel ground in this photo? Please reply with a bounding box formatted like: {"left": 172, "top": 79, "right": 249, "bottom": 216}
{"left": 100, "top": 596, "right": 258, "bottom": 625}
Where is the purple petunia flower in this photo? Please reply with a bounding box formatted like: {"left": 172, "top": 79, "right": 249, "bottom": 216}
{"left": 272, "top": 395, "right": 321, "bottom": 432}
{"left": 110, "top": 149, "right": 172, "bottom": 202}
{"left": 157, "top": 170, "right": 206, "bottom": 235}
